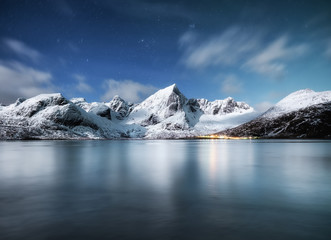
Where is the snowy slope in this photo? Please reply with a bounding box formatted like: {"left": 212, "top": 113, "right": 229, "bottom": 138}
{"left": 106, "top": 95, "right": 134, "bottom": 120}
{"left": 262, "top": 89, "right": 331, "bottom": 118}
{"left": 71, "top": 98, "right": 112, "bottom": 119}
{"left": 0, "top": 93, "right": 137, "bottom": 139}
{"left": 126, "top": 84, "right": 255, "bottom": 138}
{"left": 197, "top": 97, "right": 251, "bottom": 115}
{"left": 216, "top": 89, "right": 331, "bottom": 138}
{"left": 128, "top": 84, "right": 187, "bottom": 123}
{"left": 0, "top": 84, "right": 256, "bottom": 139}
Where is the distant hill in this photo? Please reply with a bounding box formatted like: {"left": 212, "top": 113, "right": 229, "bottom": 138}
{"left": 216, "top": 89, "right": 331, "bottom": 139}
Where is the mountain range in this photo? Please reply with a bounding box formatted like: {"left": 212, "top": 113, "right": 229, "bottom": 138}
{"left": 0, "top": 85, "right": 330, "bottom": 139}
{"left": 0, "top": 84, "right": 255, "bottom": 139}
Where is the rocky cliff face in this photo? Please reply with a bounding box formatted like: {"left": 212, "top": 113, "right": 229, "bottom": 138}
{"left": 197, "top": 97, "right": 251, "bottom": 115}
{"left": 108, "top": 95, "right": 134, "bottom": 120}
{"left": 71, "top": 98, "right": 112, "bottom": 120}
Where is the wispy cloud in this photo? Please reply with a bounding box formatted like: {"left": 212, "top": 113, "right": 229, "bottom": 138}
{"left": 73, "top": 74, "right": 93, "bottom": 93}
{"left": 179, "top": 28, "right": 309, "bottom": 79}
{"left": 244, "top": 36, "right": 308, "bottom": 78}
{"left": 3, "top": 38, "right": 42, "bottom": 62}
{"left": 221, "top": 75, "right": 242, "bottom": 94}
{"left": 254, "top": 101, "right": 274, "bottom": 113}
{"left": 178, "top": 31, "right": 197, "bottom": 49}
{"left": 101, "top": 79, "right": 158, "bottom": 103}
{"left": 179, "top": 27, "right": 260, "bottom": 69}
{"left": 0, "top": 61, "right": 54, "bottom": 104}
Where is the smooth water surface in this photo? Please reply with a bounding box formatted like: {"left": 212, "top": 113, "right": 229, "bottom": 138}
{"left": 0, "top": 140, "right": 331, "bottom": 240}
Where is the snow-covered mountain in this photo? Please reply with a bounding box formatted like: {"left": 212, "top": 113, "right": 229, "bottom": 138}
{"left": 126, "top": 84, "right": 255, "bottom": 138}
{"left": 71, "top": 98, "right": 112, "bottom": 120}
{"left": 107, "top": 95, "right": 134, "bottom": 120}
{"left": 0, "top": 93, "right": 143, "bottom": 139}
{"left": 216, "top": 89, "right": 331, "bottom": 138}
{"left": 262, "top": 89, "right": 331, "bottom": 118}
{"left": 197, "top": 97, "right": 251, "bottom": 115}
{"left": 0, "top": 84, "right": 256, "bottom": 140}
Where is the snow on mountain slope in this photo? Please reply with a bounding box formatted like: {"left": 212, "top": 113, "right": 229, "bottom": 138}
{"left": 125, "top": 84, "right": 255, "bottom": 138}
{"left": 71, "top": 98, "right": 111, "bottom": 120}
{"left": 107, "top": 95, "right": 134, "bottom": 120}
{"left": 262, "top": 89, "right": 331, "bottom": 118}
{"left": 0, "top": 84, "right": 256, "bottom": 139}
{"left": 194, "top": 110, "right": 258, "bottom": 134}
{"left": 0, "top": 93, "right": 133, "bottom": 139}
{"left": 217, "top": 102, "right": 331, "bottom": 138}
{"left": 128, "top": 84, "right": 187, "bottom": 123}
{"left": 215, "top": 89, "right": 331, "bottom": 139}
{"left": 197, "top": 97, "right": 252, "bottom": 115}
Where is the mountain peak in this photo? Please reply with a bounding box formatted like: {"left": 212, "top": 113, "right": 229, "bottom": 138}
{"left": 285, "top": 89, "right": 315, "bottom": 98}
{"left": 170, "top": 83, "right": 177, "bottom": 88}
{"left": 157, "top": 84, "right": 180, "bottom": 96}
{"left": 111, "top": 95, "right": 124, "bottom": 102}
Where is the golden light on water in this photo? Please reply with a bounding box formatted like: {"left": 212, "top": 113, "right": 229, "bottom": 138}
{"left": 197, "top": 135, "right": 258, "bottom": 140}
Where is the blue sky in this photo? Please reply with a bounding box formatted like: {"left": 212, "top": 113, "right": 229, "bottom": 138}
{"left": 0, "top": 0, "right": 330, "bottom": 111}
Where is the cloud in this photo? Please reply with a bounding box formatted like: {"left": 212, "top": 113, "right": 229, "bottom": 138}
{"left": 179, "top": 28, "right": 309, "bottom": 80}
{"left": 178, "top": 31, "right": 197, "bottom": 49}
{"left": 0, "top": 61, "right": 54, "bottom": 104}
{"left": 255, "top": 101, "right": 274, "bottom": 113}
{"left": 73, "top": 74, "right": 93, "bottom": 93}
{"left": 179, "top": 27, "right": 260, "bottom": 69}
{"left": 221, "top": 75, "right": 242, "bottom": 94}
{"left": 3, "top": 38, "right": 42, "bottom": 62}
{"left": 101, "top": 79, "right": 158, "bottom": 103}
{"left": 244, "top": 36, "right": 308, "bottom": 78}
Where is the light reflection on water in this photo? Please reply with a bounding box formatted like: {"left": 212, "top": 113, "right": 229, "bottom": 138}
{"left": 0, "top": 140, "right": 331, "bottom": 240}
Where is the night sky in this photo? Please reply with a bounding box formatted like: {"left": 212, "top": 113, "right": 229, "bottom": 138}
{"left": 0, "top": 0, "right": 330, "bottom": 111}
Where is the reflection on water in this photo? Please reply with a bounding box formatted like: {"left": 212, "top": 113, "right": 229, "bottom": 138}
{"left": 0, "top": 140, "right": 331, "bottom": 240}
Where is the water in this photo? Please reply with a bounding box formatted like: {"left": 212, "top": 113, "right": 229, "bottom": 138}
{"left": 0, "top": 140, "right": 330, "bottom": 240}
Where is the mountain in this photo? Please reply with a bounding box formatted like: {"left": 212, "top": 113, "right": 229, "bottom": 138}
{"left": 0, "top": 84, "right": 255, "bottom": 140}
{"left": 197, "top": 97, "right": 251, "bottom": 115}
{"left": 71, "top": 98, "right": 112, "bottom": 120}
{"left": 216, "top": 89, "right": 331, "bottom": 139}
{"left": 107, "top": 95, "right": 134, "bottom": 120}
{"left": 0, "top": 93, "right": 140, "bottom": 139}
{"left": 126, "top": 84, "right": 255, "bottom": 138}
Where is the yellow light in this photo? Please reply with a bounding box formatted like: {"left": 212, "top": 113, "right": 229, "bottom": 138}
{"left": 196, "top": 134, "right": 258, "bottom": 140}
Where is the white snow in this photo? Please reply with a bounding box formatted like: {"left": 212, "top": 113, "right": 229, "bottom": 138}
{"left": 123, "top": 83, "right": 256, "bottom": 138}
{"left": 262, "top": 89, "right": 331, "bottom": 118}
{"left": 0, "top": 84, "right": 259, "bottom": 139}
{"left": 128, "top": 84, "right": 185, "bottom": 123}
{"left": 0, "top": 93, "right": 128, "bottom": 139}
{"left": 194, "top": 109, "right": 258, "bottom": 134}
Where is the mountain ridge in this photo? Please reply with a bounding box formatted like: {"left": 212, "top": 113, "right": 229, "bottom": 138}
{"left": 215, "top": 89, "right": 331, "bottom": 139}
{"left": 0, "top": 84, "right": 254, "bottom": 139}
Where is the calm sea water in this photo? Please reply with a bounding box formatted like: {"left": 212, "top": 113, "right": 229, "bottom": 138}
{"left": 0, "top": 140, "right": 330, "bottom": 240}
